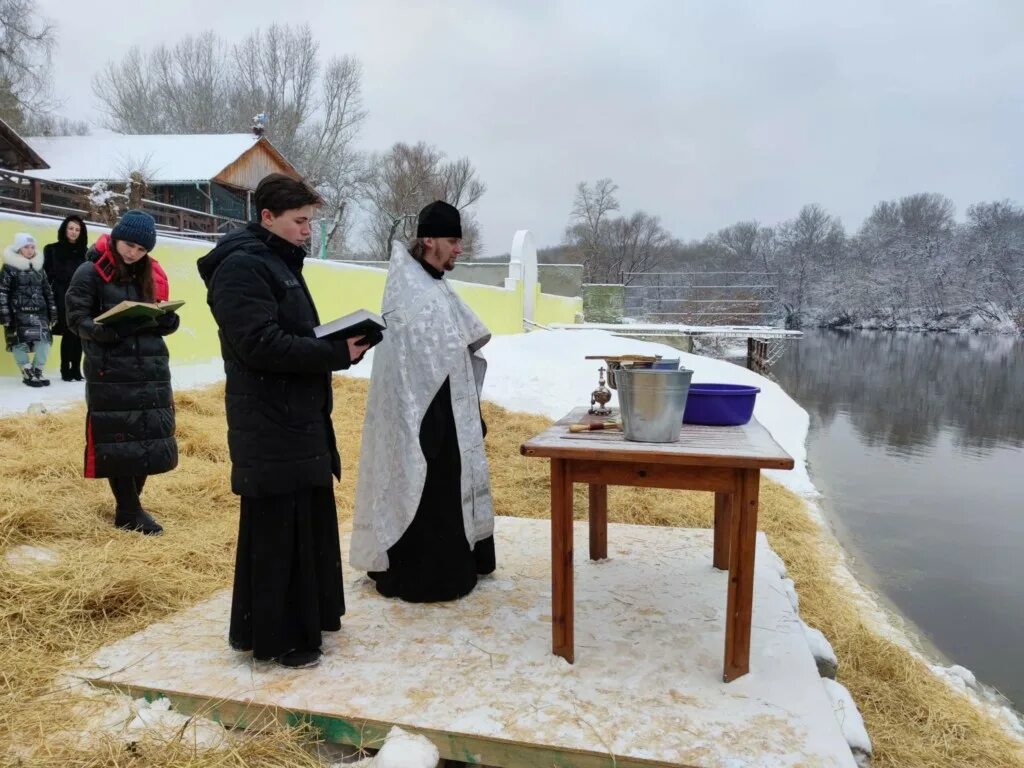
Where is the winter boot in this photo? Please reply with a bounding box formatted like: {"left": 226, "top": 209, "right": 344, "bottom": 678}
{"left": 30, "top": 367, "right": 50, "bottom": 386}
{"left": 21, "top": 367, "right": 43, "bottom": 387}
{"left": 274, "top": 648, "right": 321, "bottom": 669}
{"left": 114, "top": 507, "right": 164, "bottom": 536}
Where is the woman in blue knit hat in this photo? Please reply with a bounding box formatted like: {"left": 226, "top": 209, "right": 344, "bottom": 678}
{"left": 65, "top": 210, "right": 179, "bottom": 535}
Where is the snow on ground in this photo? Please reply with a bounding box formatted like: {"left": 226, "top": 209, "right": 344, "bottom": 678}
{"left": 822, "top": 679, "right": 872, "bottom": 767}
{"left": 346, "top": 726, "right": 439, "bottom": 768}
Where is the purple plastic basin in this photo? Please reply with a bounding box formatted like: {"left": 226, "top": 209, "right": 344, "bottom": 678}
{"left": 682, "top": 383, "right": 760, "bottom": 426}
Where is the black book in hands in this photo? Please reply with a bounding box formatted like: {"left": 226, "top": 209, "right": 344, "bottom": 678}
{"left": 313, "top": 308, "right": 386, "bottom": 349}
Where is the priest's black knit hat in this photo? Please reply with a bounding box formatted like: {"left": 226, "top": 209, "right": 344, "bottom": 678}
{"left": 416, "top": 200, "right": 462, "bottom": 238}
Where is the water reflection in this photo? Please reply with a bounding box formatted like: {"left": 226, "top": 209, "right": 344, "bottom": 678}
{"left": 773, "top": 330, "right": 1024, "bottom": 710}
{"left": 777, "top": 331, "right": 1024, "bottom": 456}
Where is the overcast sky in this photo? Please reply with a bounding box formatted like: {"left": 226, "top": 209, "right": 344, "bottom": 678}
{"left": 37, "top": 0, "right": 1024, "bottom": 254}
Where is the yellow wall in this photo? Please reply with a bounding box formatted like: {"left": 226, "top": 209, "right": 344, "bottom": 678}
{"left": 0, "top": 214, "right": 580, "bottom": 377}
{"left": 305, "top": 261, "right": 534, "bottom": 336}
{"left": 536, "top": 285, "right": 583, "bottom": 327}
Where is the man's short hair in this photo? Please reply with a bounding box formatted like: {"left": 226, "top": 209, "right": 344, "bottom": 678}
{"left": 253, "top": 173, "right": 320, "bottom": 217}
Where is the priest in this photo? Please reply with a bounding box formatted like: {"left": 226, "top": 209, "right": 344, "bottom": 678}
{"left": 351, "top": 200, "right": 495, "bottom": 602}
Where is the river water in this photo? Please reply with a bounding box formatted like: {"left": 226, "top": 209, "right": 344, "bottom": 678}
{"left": 772, "top": 330, "right": 1024, "bottom": 710}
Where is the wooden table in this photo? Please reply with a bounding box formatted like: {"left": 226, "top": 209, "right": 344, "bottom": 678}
{"left": 520, "top": 407, "right": 795, "bottom": 682}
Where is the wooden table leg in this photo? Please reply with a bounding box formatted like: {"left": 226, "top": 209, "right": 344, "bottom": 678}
{"left": 551, "top": 458, "right": 574, "bottom": 663}
{"left": 713, "top": 492, "right": 732, "bottom": 571}
{"left": 588, "top": 483, "right": 608, "bottom": 560}
{"left": 723, "top": 469, "right": 760, "bottom": 682}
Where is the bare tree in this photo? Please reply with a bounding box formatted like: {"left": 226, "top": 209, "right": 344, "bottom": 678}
{"left": 775, "top": 204, "right": 845, "bottom": 326}
{"left": 92, "top": 24, "right": 367, "bottom": 251}
{"left": 963, "top": 201, "right": 1024, "bottom": 313}
{"left": 0, "top": 0, "right": 55, "bottom": 130}
{"left": 604, "top": 212, "right": 671, "bottom": 284}
{"left": 92, "top": 48, "right": 162, "bottom": 133}
{"left": 712, "top": 220, "right": 776, "bottom": 273}
{"left": 293, "top": 56, "right": 367, "bottom": 254}
{"left": 564, "top": 178, "right": 619, "bottom": 281}
{"left": 229, "top": 24, "right": 318, "bottom": 160}
{"left": 363, "top": 141, "right": 486, "bottom": 259}
{"left": 854, "top": 193, "right": 957, "bottom": 315}
{"left": 21, "top": 112, "right": 90, "bottom": 136}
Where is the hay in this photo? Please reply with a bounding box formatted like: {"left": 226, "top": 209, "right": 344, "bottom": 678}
{"left": 0, "top": 377, "right": 1021, "bottom": 766}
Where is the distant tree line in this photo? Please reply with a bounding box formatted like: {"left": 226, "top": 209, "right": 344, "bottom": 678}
{"left": 559, "top": 179, "right": 1023, "bottom": 330}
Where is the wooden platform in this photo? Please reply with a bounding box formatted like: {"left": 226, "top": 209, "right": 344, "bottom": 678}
{"left": 77, "top": 517, "right": 854, "bottom": 767}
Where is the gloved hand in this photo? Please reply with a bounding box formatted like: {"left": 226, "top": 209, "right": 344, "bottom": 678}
{"left": 88, "top": 322, "right": 119, "bottom": 344}
{"left": 155, "top": 312, "right": 179, "bottom": 332}
{"left": 114, "top": 316, "right": 159, "bottom": 337}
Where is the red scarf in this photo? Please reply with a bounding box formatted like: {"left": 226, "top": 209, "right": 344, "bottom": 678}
{"left": 91, "top": 234, "right": 168, "bottom": 301}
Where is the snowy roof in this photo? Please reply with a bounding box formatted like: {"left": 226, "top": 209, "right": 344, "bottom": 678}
{"left": 23, "top": 133, "right": 268, "bottom": 184}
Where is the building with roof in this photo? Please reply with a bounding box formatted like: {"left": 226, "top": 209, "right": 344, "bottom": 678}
{"left": 24, "top": 132, "right": 300, "bottom": 220}
{"left": 0, "top": 119, "right": 49, "bottom": 172}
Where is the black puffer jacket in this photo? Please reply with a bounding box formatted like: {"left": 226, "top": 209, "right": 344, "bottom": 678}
{"left": 197, "top": 223, "right": 352, "bottom": 497}
{"left": 43, "top": 215, "right": 88, "bottom": 335}
{"left": 0, "top": 245, "right": 56, "bottom": 351}
{"left": 65, "top": 245, "right": 179, "bottom": 479}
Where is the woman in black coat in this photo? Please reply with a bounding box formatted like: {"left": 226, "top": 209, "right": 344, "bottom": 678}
{"left": 43, "top": 215, "right": 88, "bottom": 380}
{"left": 65, "top": 210, "right": 179, "bottom": 536}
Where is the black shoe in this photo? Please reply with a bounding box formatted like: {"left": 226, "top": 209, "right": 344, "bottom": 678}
{"left": 21, "top": 368, "right": 43, "bottom": 387}
{"left": 114, "top": 508, "right": 164, "bottom": 535}
{"left": 72, "top": 372, "right": 84, "bottom": 381}
{"left": 61, "top": 373, "right": 74, "bottom": 382}
{"left": 30, "top": 367, "right": 49, "bottom": 386}
{"left": 274, "top": 648, "right": 321, "bottom": 669}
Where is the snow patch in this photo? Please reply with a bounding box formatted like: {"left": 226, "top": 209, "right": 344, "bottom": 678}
{"left": 4, "top": 544, "right": 60, "bottom": 571}
{"left": 822, "top": 679, "right": 872, "bottom": 767}
{"left": 341, "top": 726, "right": 439, "bottom": 768}
{"left": 801, "top": 621, "right": 839, "bottom": 679}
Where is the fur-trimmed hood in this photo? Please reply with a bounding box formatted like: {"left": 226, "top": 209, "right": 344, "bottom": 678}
{"left": 3, "top": 245, "right": 45, "bottom": 272}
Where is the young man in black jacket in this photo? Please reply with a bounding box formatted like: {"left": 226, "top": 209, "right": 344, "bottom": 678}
{"left": 197, "top": 174, "right": 369, "bottom": 669}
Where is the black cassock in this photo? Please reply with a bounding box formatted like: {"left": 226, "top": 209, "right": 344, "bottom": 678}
{"left": 370, "top": 377, "right": 495, "bottom": 602}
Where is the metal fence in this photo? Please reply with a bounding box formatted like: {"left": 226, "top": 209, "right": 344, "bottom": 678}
{"left": 622, "top": 271, "right": 782, "bottom": 325}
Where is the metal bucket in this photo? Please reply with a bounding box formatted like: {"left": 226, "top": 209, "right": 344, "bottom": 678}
{"left": 616, "top": 366, "right": 693, "bottom": 443}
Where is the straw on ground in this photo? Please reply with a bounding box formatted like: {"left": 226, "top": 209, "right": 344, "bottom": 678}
{"left": 0, "top": 378, "right": 1021, "bottom": 767}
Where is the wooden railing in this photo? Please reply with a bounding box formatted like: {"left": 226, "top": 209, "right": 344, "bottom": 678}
{"left": 0, "top": 169, "right": 243, "bottom": 239}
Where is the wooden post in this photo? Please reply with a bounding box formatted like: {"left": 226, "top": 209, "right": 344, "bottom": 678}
{"left": 723, "top": 469, "right": 760, "bottom": 682}
{"left": 177, "top": 211, "right": 185, "bottom": 232}
{"left": 587, "top": 483, "right": 607, "bottom": 560}
{"left": 550, "top": 458, "right": 574, "bottom": 663}
{"left": 31, "top": 179, "right": 41, "bottom": 213}
{"left": 746, "top": 338, "right": 769, "bottom": 374}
